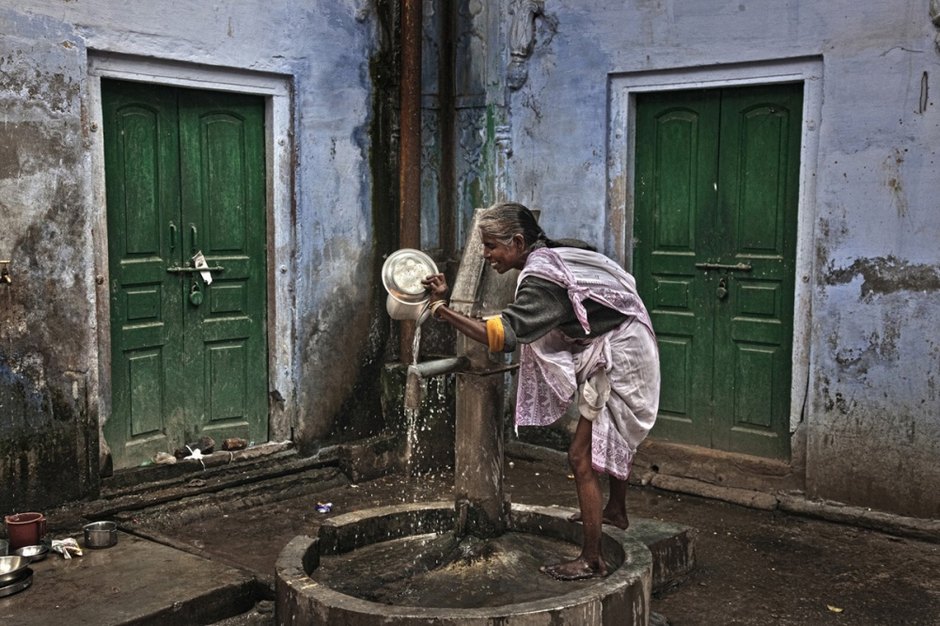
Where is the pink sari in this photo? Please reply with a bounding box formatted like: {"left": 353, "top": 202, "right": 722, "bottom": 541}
{"left": 513, "top": 247, "right": 660, "bottom": 479}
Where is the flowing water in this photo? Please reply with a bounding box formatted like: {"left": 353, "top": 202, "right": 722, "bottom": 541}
{"left": 412, "top": 323, "right": 422, "bottom": 367}
{"left": 402, "top": 322, "right": 424, "bottom": 471}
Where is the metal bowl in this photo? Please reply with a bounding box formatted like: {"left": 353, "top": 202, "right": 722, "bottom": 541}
{"left": 382, "top": 249, "right": 438, "bottom": 304}
{"left": 386, "top": 295, "right": 431, "bottom": 324}
{"left": 0, "top": 555, "right": 30, "bottom": 584}
{"left": 83, "top": 521, "right": 118, "bottom": 549}
{"left": 13, "top": 544, "right": 48, "bottom": 562}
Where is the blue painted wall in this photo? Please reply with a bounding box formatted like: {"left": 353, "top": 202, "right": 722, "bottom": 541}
{"left": 485, "top": 0, "right": 940, "bottom": 518}
{"left": 0, "top": 0, "right": 936, "bottom": 520}
{"left": 0, "top": 1, "right": 389, "bottom": 508}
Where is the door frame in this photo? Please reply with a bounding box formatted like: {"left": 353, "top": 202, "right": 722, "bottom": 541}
{"left": 607, "top": 56, "right": 823, "bottom": 459}
{"left": 87, "top": 52, "right": 296, "bottom": 470}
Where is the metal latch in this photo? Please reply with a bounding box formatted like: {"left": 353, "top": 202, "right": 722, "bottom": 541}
{"left": 166, "top": 266, "right": 225, "bottom": 273}
{"left": 694, "top": 262, "right": 752, "bottom": 272}
{"left": 167, "top": 251, "right": 224, "bottom": 282}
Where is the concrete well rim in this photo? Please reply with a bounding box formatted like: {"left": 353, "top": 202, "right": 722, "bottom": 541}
{"left": 275, "top": 502, "right": 653, "bottom": 621}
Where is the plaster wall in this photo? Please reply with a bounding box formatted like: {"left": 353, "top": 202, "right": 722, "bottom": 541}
{"left": 494, "top": 0, "right": 940, "bottom": 518}
{"left": 0, "top": 1, "right": 386, "bottom": 509}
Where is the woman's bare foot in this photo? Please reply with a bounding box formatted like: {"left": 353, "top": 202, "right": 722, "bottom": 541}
{"left": 539, "top": 557, "right": 608, "bottom": 581}
{"left": 566, "top": 510, "right": 630, "bottom": 530}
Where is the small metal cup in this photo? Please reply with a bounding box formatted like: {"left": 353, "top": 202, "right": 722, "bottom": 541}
{"left": 0, "top": 539, "right": 8, "bottom": 556}
{"left": 83, "top": 521, "right": 118, "bottom": 549}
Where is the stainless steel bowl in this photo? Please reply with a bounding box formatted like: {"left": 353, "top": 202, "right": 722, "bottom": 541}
{"left": 0, "top": 555, "right": 30, "bottom": 584}
{"left": 386, "top": 295, "right": 431, "bottom": 324}
{"left": 13, "top": 544, "right": 48, "bottom": 562}
{"left": 83, "top": 521, "right": 118, "bottom": 549}
{"left": 382, "top": 249, "right": 438, "bottom": 304}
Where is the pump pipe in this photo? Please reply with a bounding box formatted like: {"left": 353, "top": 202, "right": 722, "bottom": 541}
{"left": 399, "top": 0, "right": 422, "bottom": 364}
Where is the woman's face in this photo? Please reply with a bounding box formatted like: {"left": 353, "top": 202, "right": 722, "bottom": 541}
{"left": 481, "top": 232, "right": 526, "bottom": 273}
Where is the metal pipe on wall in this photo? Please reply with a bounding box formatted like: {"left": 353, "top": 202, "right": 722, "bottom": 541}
{"left": 438, "top": 0, "right": 456, "bottom": 256}
{"left": 399, "top": 0, "right": 422, "bottom": 363}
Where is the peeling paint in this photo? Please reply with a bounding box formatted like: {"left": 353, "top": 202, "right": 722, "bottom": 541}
{"left": 0, "top": 51, "right": 80, "bottom": 115}
{"left": 831, "top": 326, "right": 901, "bottom": 376}
{"left": 825, "top": 255, "right": 940, "bottom": 299}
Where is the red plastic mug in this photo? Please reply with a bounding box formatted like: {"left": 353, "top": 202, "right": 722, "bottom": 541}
{"left": 4, "top": 512, "right": 47, "bottom": 550}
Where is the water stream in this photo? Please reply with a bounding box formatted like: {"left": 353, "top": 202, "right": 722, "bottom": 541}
{"left": 402, "top": 323, "right": 424, "bottom": 472}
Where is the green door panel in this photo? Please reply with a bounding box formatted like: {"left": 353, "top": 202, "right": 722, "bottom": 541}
{"left": 714, "top": 84, "right": 802, "bottom": 457}
{"left": 634, "top": 89, "right": 720, "bottom": 447}
{"left": 103, "top": 81, "right": 184, "bottom": 467}
{"left": 634, "top": 83, "right": 802, "bottom": 459}
{"left": 179, "top": 88, "right": 268, "bottom": 445}
{"left": 104, "top": 81, "right": 268, "bottom": 469}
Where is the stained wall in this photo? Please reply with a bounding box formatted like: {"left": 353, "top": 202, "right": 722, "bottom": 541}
{"left": 0, "top": 1, "right": 390, "bottom": 509}
{"left": 3, "top": 0, "right": 938, "bottom": 521}
{"left": 485, "top": 0, "right": 940, "bottom": 518}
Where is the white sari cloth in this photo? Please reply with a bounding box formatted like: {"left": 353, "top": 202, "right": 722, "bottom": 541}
{"left": 513, "top": 247, "right": 660, "bottom": 480}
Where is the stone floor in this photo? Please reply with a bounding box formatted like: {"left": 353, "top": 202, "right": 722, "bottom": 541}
{"left": 128, "top": 451, "right": 940, "bottom": 625}
{"left": 4, "top": 448, "right": 939, "bottom": 625}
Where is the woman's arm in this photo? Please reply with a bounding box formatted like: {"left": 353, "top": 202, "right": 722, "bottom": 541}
{"left": 433, "top": 303, "right": 488, "bottom": 345}
{"left": 421, "top": 273, "right": 488, "bottom": 346}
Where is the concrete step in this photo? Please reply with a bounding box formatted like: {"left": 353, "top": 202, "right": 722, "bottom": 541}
{"left": 0, "top": 532, "right": 258, "bottom": 626}
{"left": 626, "top": 517, "right": 697, "bottom": 592}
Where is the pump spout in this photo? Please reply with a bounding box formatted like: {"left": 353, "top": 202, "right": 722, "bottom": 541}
{"left": 403, "top": 357, "right": 469, "bottom": 411}
{"left": 409, "top": 356, "right": 468, "bottom": 379}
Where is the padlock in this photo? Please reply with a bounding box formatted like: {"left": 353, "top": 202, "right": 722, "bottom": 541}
{"left": 716, "top": 277, "right": 729, "bottom": 300}
{"left": 189, "top": 281, "right": 204, "bottom": 306}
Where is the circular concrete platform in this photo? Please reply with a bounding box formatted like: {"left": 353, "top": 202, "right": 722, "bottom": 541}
{"left": 275, "top": 502, "right": 652, "bottom": 625}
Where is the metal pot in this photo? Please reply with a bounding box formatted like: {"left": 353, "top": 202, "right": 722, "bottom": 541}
{"left": 382, "top": 249, "right": 437, "bottom": 324}
{"left": 83, "top": 521, "right": 118, "bottom": 549}
{"left": 386, "top": 295, "right": 431, "bottom": 324}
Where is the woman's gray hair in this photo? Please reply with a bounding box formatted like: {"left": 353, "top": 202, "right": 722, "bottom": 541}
{"left": 477, "top": 202, "right": 596, "bottom": 252}
{"left": 477, "top": 202, "right": 547, "bottom": 250}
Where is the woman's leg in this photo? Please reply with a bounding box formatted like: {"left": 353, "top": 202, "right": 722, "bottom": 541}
{"left": 604, "top": 475, "right": 629, "bottom": 529}
{"left": 567, "top": 474, "right": 630, "bottom": 529}
{"left": 541, "top": 416, "right": 607, "bottom": 580}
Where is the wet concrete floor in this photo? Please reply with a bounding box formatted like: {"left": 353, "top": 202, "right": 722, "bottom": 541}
{"left": 7, "top": 451, "right": 940, "bottom": 625}
{"left": 118, "top": 451, "right": 940, "bottom": 625}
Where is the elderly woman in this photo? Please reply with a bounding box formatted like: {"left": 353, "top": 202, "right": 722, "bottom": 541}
{"left": 422, "top": 201, "right": 661, "bottom": 581}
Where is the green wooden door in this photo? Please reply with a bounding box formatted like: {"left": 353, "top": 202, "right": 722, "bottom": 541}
{"left": 103, "top": 80, "right": 268, "bottom": 469}
{"left": 634, "top": 83, "right": 802, "bottom": 459}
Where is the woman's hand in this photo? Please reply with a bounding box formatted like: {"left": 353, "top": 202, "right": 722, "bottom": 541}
{"left": 422, "top": 273, "right": 450, "bottom": 302}
{"left": 421, "top": 272, "right": 489, "bottom": 345}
